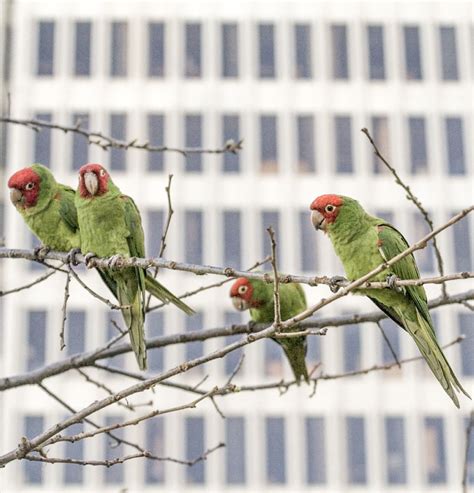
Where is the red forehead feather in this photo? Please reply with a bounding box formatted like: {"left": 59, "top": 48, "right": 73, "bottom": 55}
{"left": 230, "top": 277, "right": 251, "bottom": 297}
{"left": 8, "top": 168, "right": 40, "bottom": 188}
{"left": 78, "top": 163, "right": 106, "bottom": 176}
{"left": 310, "top": 194, "right": 344, "bottom": 210}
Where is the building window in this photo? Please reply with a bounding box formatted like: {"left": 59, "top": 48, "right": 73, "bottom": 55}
{"left": 299, "top": 210, "right": 318, "bottom": 272}
{"left": 294, "top": 24, "right": 312, "bottom": 79}
{"left": 145, "top": 418, "right": 165, "bottom": 483}
{"left": 225, "top": 417, "right": 246, "bottom": 484}
{"left": 384, "top": 416, "right": 407, "bottom": 484}
{"left": 260, "top": 115, "right": 278, "bottom": 172}
{"left": 379, "top": 318, "right": 401, "bottom": 365}
{"left": 37, "top": 21, "right": 55, "bottom": 76}
{"left": 71, "top": 112, "right": 89, "bottom": 170}
{"left": 343, "top": 323, "right": 361, "bottom": 372}
{"left": 264, "top": 339, "right": 283, "bottom": 378}
{"left": 110, "top": 21, "right": 128, "bottom": 77}
{"left": 27, "top": 310, "right": 46, "bottom": 371}
{"left": 148, "top": 22, "right": 165, "bottom": 77}
{"left": 258, "top": 24, "right": 276, "bottom": 78}
{"left": 451, "top": 212, "right": 472, "bottom": 272}
{"left": 146, "top": 209, "right": 164, "bottom": 256}
{"left": 412, "top": 213, "right": 435, "bottom": 273}
{"left": 184, "top": 23, "right": 201, "bottom": 78}
{"left": 63, "top": 423, "right": 84, "bottom": 484}
{"left": 184, "top": 114, "right": 202, "bottom": 172}
{"left": 185, "top": 416, "right": 205, "bottom": 483}
{"left": 266, "top": 417, "right": 286, "bottom": 484}
{"left": 146, "top": 312, "right": 165, "bottom": 373}
{"left": 223, "top": 311, "right": 244, "bottom": 376}
{"left": 222, "top": 114, "right": 240, "bottom": 172}
{"left": 66, "top": 310, "right": 86, "bottom": 356}
{"left": 403, "top": 26, "right": 423, "bottom": 80}
{"left": 367, "top": 25, "right": 385, "bottom": 80}
{"left": 296, "top": 115, "right": 315, "bottom": 172}
{"left": 106, "top": 312, "right": 125, "bottom": 369}
{"left": 371, "top": 116, "right": 390, "bottom": 173}
{"left": 185, "top": 312, "right": 204, "bottom": 368}
{"left": 439, "top": 26, "right": 459, "bottom": 80}
{"left": 147, "top": 114, "right": 165, "bottom": 172}
{"left": 24, "top": 416, "right": 44, "bottom": 483}
{"left": 33, "top": 112, "right": 52, "bottom": 166}
{"left": 464, "top": 416, "right": 474, "bottom": 485}
{"left": 334, "top": 115, "right": 353, "bottom": 173}
{"left": 104, "top": 415, "right": 124, "bottom": 484}
{"left": 346, "top": 416, "right": 367, "bottom": 484}
{"left": 109, "top": 113, "right": 127, "bottom": 171}
{"left": 305, "top": 417, "right": 326, "bottom": 484}
{"left": 29, "top": 233, "right": 45, "bottom": 272}
{"left": 408, "top": 116, "right": 428, "bottom": 173}
{"left": 184, "top": 210, "right": 203, "bottom": 264}
{"left": 223, "top": 210, "right": 241, "bottom": 269}
{"left": 423, "top": 417, "right": 447, "bottom": 484}
{"left": 445, "top": 117, "right": 465, "bottom": 175}
{"left": 74, "top": 22, "right": 91, "bottom": 76}
{"left": 331, "top": 24, "right": 349, "bottom": 79}
{"left": 221, "top": 23, "right": 238, "bottom": 78}
{"left": 459, "top": 314, "right": 474, "bottom": 376}
{"left": 261, "top": 210, "right": 281, "bottom": 266}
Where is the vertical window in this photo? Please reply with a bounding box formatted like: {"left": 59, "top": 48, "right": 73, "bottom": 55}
{"left": 384, "top": 417, "right": 407, "bottom": 484}
{"left": 260, "top": 114, "right": 278, "bottom": 172}
{"left": 225, "top": 417, "right": 246, "bottom": 484}
{"left": 403, "top": 26, "right": 423, "bottom": 80}
{"left": 185, "top": 312, "right": 204, "bottom": 366}
{"left": 24, "top": 416, "right": 44, "bottom": 483}
{"left": 224, "top": 311, "right": 244, "bottom": 375}
{"left": 334, "top": 116, "right": 353, "bottom": 173}
{"left": 37, "top": 21, "right": 55, "bottom": 76}
{"left": 439, "top": 26, "right": 459, "bottom": 80}
{"left": 184, "top": 23, "right": 201, "bottom": 77}
{"left": 346, "top": 416, "right": 367, "bottom": 484}
{"left": 459, "top": 314, "right": 474, "bottom": 376}
{"left": 110, "top": 21, "right": 128, "bottom": 77}
{"left": 451, "top": 212, "right": 472, "bottom": 272}
{"left": 71, "top": 112, "right": 89, "bottom": 170}
{"left": 74, "top": 22, "right": 91, "bottom": 76}
{"left": 299, "top": 210, "right": 318, "bottom": 272}
{"left": 184, "top": 114, "right": 202, "bottom": 172}
{"left": 445, "top": 117, "right": 465, "bottom": 175}
{"left": 261, "top": 210, "right": 281, "bottom": 265}
{"left": 296, "top": 115, "right": 315, "bottom": 172}
{"left": 104, "top": 416, "right": 124, "bottom": 483}
{"left": 223, "top": 210, "right": 241, "bottom": 268}
{"left": 27, "top": 311, "right": 46, "bottom": 371}
{"left": 184, "top": 210, "right": 203, "bottom": 264}
{"left": 412, "top": 213, "right": 434, "bottom": 272}
{"left": 306, "top": 417, "right": 326, "bottom": 484}
{"left": 294, "top": 24, "right": 312, "bottom": 78}
{"left": 379, "top": 318, "right": 401, "bottom": 365}
{"left": 186, "top": 416, "right": 205, "bottom": 483}
{"left": 147, "top": 114, "right": 165, "bottom": 172}
{"left": 343, "top": 323, "right": 361, "bottom": 372}
{"left": 221, "top": 23, "right": 238, "bottom": 78}
{"left": 29, "top": 233, "right": 45, "bottom": 272}
{"left": 63, "top": 423, "right": 84, "bottom": 484}
{"left": 146, "top": 312, "right": 165, "bottom": 373}
{"left": 408, "top": 116, "right": 428, "bottom": 173}
{"left": 264, "top": 339, "right": 283, "bottom": 377}
{"left": 258, "top": 24, "right": 275, "bottom": 78}
{"left": 66, "top": 310, "right": 86, "bottom": 356}
{"left": 423, "top": 417, "right": 446, "bottom": 484}
{"left": 371, "top": 116, "right": 390, "bottom": 173}
{"left": 465, "top": 416, "right": 474, "bottom": 485}
{"left": 34, "top": 112, "right": 52, "bottom": 166}
{"left": 145, "top": 418, "right": 165, "bottom": 483}
{"left": 148, "top": 22, "right": 165, "bottom": 77}
{"left": 222, "top": 114, "right": 240, "bottom": 173}
{"left": 331, "top": 24, "right": 349, "bottom": 79}
{"left": 109, "top": 113, "right": 127, "bottom": 171}
{"left": 266, "top": 417, "right": 286, "bottom": 483}
{"left": 146, "top": 209, "right": 164, "bottom": 256}
{"left": 367, "top": 25, "right": 385, "bottom": 80}
{"left": 106, "top": 312, "right": 125, "bottom": 369}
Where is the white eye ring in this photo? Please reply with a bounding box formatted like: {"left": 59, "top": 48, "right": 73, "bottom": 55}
{"left": 325, "top": 204, "right": 335, "bottom": 213}
{"left": 238, "top": 285, "right": 248, "bottom": 295}
{"left": 25, "top": 182, "right": 35, "bottom": 191}
{"left": 99, "top": 169, "right": 106, "bottom": 177}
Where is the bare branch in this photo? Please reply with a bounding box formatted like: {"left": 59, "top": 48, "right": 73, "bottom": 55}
{"left": 59, "top": 267, "right": 71, "bottom": 351}
{"left": 0, "top": 268, "right": 57, "bottom": 297}
{"left": 267, "top": 226, "right": 282, "bottom": 328}
{"left": 376, "top": 321, "right": 401, "bottom": 369}
{"left": 463, "top": 409, "right": 474, "bottom": 493}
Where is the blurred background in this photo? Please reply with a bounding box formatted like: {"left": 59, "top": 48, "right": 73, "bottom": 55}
{"left": 0, "top": 0, "right": 473, "bottom": 491}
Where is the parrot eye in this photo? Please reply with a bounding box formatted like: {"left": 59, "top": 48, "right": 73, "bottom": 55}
{"left": 238, "top": 285, "right": 248, "bottom": 295}
{"left": 25, "top": 182, "right": 35, "bottom": 191}
{"left": 99, "top": 169, "right": 106, "bottom": 177}
{"left": 325, "top": 204, "right": 335, "bottom": 213}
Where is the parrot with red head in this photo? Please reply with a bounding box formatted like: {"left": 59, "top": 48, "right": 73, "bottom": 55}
{"left": 310, "top": 193, "right": 471, "bottom": 407}
{"left": 230, "top": 277, "right": 309, "bottom": 384}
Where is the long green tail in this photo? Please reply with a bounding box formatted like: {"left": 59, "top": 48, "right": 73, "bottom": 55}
{"left": 144, "top": 274, "right": 195, "bottom": 315}
{"left": 276, "top": 338, "right": 310, "bottom": 385}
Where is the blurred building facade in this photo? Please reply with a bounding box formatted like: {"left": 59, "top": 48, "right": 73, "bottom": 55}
{"left": 0, "top": 0, "right": 473, "bottom": 492}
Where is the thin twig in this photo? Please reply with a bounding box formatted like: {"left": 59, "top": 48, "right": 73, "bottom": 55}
{"left": 267, "top": 226, "right": 282, "bottom": 329}
{"left": 59, "top": 268, "right": 71, "bottom": 351}
{"left": 376, "top": 321, "right": 401, "bottom": 368}
{"left": 0, "top": 268, "right": 57, "bottom": 297}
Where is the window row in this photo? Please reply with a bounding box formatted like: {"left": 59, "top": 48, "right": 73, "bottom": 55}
{"left": 36, "top": 20, "right": 466, "bottom": 82}
{"left": 22, "top": 413, "right": 474, "bottom": 486}
{"left": 32, "top": 112, "right": 470, "bottom": 176}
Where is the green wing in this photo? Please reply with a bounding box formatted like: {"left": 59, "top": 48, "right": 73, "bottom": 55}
{"left": 58, "top": 184, "right": 79, "bottom": 233}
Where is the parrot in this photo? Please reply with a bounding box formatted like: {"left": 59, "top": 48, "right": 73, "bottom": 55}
{"left": 74, "top": 163, "right": 194, "bottom": 370}
{"left": 230, "top": 277, "right": 310, "bottom": 384}
{"left": 310, "top": 193, "right": 471, "bottom": 408}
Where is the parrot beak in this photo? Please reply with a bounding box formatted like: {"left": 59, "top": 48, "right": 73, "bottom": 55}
{"left": 9, "top": 188, "right": 23, "bottom": 207}
{"left": 84, "top": 171, "right": 99, "bottom": 196}
{"left": 231, "top": 296, "right": 250, "bottom": 311}
{"left": 311, "top": 210, "right": 325, "bottom": 231}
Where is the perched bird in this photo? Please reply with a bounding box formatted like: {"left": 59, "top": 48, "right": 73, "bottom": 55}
{"left": 75, "top": 163, "right": 194, "bottom": 370}
{"left": 310, "top": 193, "right": 470, "bottom": 407}
{"left": 8, "top": 164, "right": 80, "bottom": 252}
{"left": 230, "top": 277, "right": 309, "bottom": 384}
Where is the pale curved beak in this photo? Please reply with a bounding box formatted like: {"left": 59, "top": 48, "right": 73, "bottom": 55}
{"left": 231, "top": 296, "right": 250, "bottom": 311}
{"left": 9, "top": 188, "right": 23, "bottom": 207}
{"left": 311, "top": 210, "right": 325, "bottom": 231}
{"left": 84, "top": 171, "right": 99, "bottom": 196}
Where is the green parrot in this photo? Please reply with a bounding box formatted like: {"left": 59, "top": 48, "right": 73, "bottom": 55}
{"left": 230, "top": 277, "right": 309, "bottom": 384}
{"left": 8, "top": 164, "right": 80, "bottom": 251}
{"left": 75, "top": 163, "right": 194, "bottom": 370}
{"left": 310, "top": 193, "right": 471, "bottom": 407}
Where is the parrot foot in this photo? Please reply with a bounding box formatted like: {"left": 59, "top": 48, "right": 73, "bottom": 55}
{"left": 386, "top": 274, "right": 402, "bottom": 292}
{"left": 107, "top": 254, "right": 125, "bottom": 270}
{"left": 84, "top": 252, "right": 97, "bottom": 269}
{"left": 34, "top": 245, "right": 50, "bottom": 259}
{"left": 329, "top": 275, "right": 347, "bottom": 293}
{"left": 66, "top": 248, "right": 81, "bottom": 266}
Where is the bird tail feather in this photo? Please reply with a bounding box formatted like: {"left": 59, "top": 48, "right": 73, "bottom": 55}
{"left": 278, "top": 338, "right": 310, "bottom": 385}
{"left": 145, "top": 274, "right": 195, "bottom": 315}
